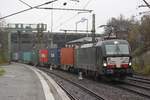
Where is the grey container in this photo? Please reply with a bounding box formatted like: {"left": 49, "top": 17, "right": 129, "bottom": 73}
{"left": 75, "top": 47, "right": 97, "bottom": 71}
{"left": 12, "top": 52, "right": 19, "bottom": 61}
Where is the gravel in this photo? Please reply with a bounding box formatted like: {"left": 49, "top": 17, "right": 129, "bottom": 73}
{"left": 40, "top": 68, "right": 149, "bottom": 100}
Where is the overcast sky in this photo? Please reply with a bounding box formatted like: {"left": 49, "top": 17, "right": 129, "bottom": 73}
{"left": 0, "top": 0, "right": 149, "bottom": 33}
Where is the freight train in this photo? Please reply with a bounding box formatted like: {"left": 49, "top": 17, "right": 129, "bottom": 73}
{"left": 11, "top": 39, "right": 133, "bottom": 80}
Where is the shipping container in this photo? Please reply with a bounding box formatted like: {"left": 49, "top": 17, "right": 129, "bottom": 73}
{"left": 60, "top": 48, "right": 74, "bottom": 65}
{"left": 48, "top": 48, "right": 60, "bottom": 65}
{"left": 22, "top": 52, "right": 32, "bottom": 64}
{"left": 39, "top": 49, "right": 48, "bottom": 65}
{"left": 11, "top": 52, "right": 19, "bottom": 62}
{"left": 31, "top": 50, "right": 38, "bottom": 65}
{"left": 75, "top": 47, "right": 97, "bottom": 71}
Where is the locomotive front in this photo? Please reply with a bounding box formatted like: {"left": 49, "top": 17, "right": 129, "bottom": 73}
{"left": 100, "top": 40, "right": 133, "bottom": 78}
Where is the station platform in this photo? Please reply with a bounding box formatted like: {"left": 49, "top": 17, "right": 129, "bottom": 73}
{"left": 0, "top": 63, "right": 70, "bottom": 100}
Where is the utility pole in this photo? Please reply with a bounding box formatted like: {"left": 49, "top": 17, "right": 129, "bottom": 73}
{"left": 36, "top": 24, "right": 46, "bottom": 50}
{"left": 37, "top": 24, "right": 45, "bottom": 50}
{"left": 8, "top": 31, "right": 11, "bottom": 63}
{"left": 60, "top": 29, "right": 67, "bottom": 44}
{"left": 17, "top": 30, "right": 21, "bottom": 61}
{"left": 91, "top": 14, "right": 95, "bottom": 43}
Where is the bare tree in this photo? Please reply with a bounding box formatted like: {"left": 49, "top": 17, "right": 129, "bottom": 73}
{"left": 0, "top": 13, "right": 8, "bottom": 63}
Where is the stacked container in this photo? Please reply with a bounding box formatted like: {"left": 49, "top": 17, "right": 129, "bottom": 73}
{"left": 22, "top": 52, "right": 32, "bottom": 64}
{"left": 60, "top": 48, "right": 74, "bottom": 65}
{"left": 48, "top": 48, "right": 60, "bottom": 66}
{"left": 31, "top": 50, "right": 38, "bottom": 65}
{"left": 39, "top": 49, "right": 48, "bottom": 66}
{"left": 11, "top": 52, "right": 19, "bottom": 62}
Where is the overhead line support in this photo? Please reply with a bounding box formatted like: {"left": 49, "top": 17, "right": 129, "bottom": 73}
{"left": 0, "top": 0, "right": 58, "bottom": 20}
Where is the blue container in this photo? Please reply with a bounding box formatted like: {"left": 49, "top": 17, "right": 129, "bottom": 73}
{"left": 48, "top": 48, "right": 60, "bottom": 65}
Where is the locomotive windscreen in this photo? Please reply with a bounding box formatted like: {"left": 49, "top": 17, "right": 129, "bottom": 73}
{"left": 105, "top": 44, "right": 129, "bottom": 55}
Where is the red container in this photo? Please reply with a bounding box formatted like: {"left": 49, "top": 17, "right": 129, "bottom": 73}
{"left": 39, "top": 49, "right": 48, "bottom": 63}
{"left": 60, "top": 48, "right": 74, "bottom": 65}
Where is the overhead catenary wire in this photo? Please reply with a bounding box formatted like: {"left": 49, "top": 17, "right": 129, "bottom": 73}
{"left": 143, "top": 0, "right": 150, "bottom": 9}
{"left": 18, "top": 0, "right": 32, "bottom": 8}
{"left": 83, "top": 0, "right": 93, "bottom": 9}
{"left": 0, "top": 0, "right": 58, "bottom": 20}
{"left": 54, "top": 0, "right": 94, "bottom": 31}
{"left": 138, "top": 0, "right": 150, "bottom": 15}
{"left": 37, "top": 7, "right": 92, "bottom": 12}
{"left": 53, "top": 14, "right": 79, "bottom": 30}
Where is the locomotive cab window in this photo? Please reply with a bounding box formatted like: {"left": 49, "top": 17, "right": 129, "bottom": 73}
{"left": 105, "top": 44, "right": 129, "bottom": 55}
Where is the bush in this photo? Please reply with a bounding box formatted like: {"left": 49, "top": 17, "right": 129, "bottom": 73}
{"left": 133, "top": 64, "right": 150, "bottom": 75}
{"left": 0, "top": 67, "right": 5, "bottom": 76}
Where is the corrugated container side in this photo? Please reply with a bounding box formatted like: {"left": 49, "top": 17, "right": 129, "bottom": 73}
{"left": 31, "top": 50, "right": 38, "bottom": 65}
{"left": 60, "top": 48, "right": 74, "bottom": 65}
{"left": 48, "top": 48, "right": 60, "bottom": 65}
{"left": 39, "top": 49, "right": 48, "bottom": 63}
{"left": 75, "top": 47, "right": 97, "bottom": 71}
{"left": 54, "top": 48, "right": 60, "bottom": 65}
{"left": 22, "top": 52, "right": 32, "bottom": 63}
{"left": 48, "top": 48, "right": 54, "bottom": 64}
{"left": 12, "top": 52, "right": 19, "bottom": 61}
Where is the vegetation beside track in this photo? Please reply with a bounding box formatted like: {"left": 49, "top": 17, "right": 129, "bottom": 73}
{"left": 0, "top": 67, "right": 5, "bottom": 76}
{"left": 133, "top": 51, "right": 150, "bottom": 75}
{"left": 0, "top": 52, "right": 8, "bottom": 65}
{"left": 133, "top": 64, "right": 150, "bottom": 76}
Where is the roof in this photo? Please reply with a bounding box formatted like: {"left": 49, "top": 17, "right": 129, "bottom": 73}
{"left": 67, "top": 37, "right": 103, "bottom": 44}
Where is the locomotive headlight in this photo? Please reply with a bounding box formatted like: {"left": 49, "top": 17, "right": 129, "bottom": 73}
{"left": 129, "top": 62, "right": 132, "bottom": 66}
{"left": 103, "top": 63, "right": 107, "bottom": 67}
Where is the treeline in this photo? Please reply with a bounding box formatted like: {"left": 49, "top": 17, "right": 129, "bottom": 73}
{"left": 104, "top": 15, "right": 150, "bottom": 74}
{"left": 0, "top": 17, "right": 8, "bottom": 64}
{"left": 104, "top": 15, "right": 150, "bottom": 56}
{"left": 0, "top": 30, "right": 8, "bottom": 64}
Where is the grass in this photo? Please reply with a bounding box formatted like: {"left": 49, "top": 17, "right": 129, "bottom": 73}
{"left": 0, "top": 67, "right": 5, "bottom": 76}
{"left": 133, "top": 64, "right": 150, "bottom": 76}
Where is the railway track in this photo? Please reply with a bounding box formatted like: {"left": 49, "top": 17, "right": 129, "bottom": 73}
{"left": 116, "top": 84, "right": 150, "bottom": 99}
{"left": 114, "top": 76, "right": 150, "bottom": 99}
{"left": 38, "top": 67, "right": 105, "bottom": 100}
{"left": 37, "top": 66, "right": 150, "bottom": 99}
{"left": 56, "top": 82, "right": 79, "bottom": 100}
{"left": 131, "top": 75, "right": 150, "bottom": 83}
{"left": 124, "top": 80, "right": 150, "bottom": 90}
